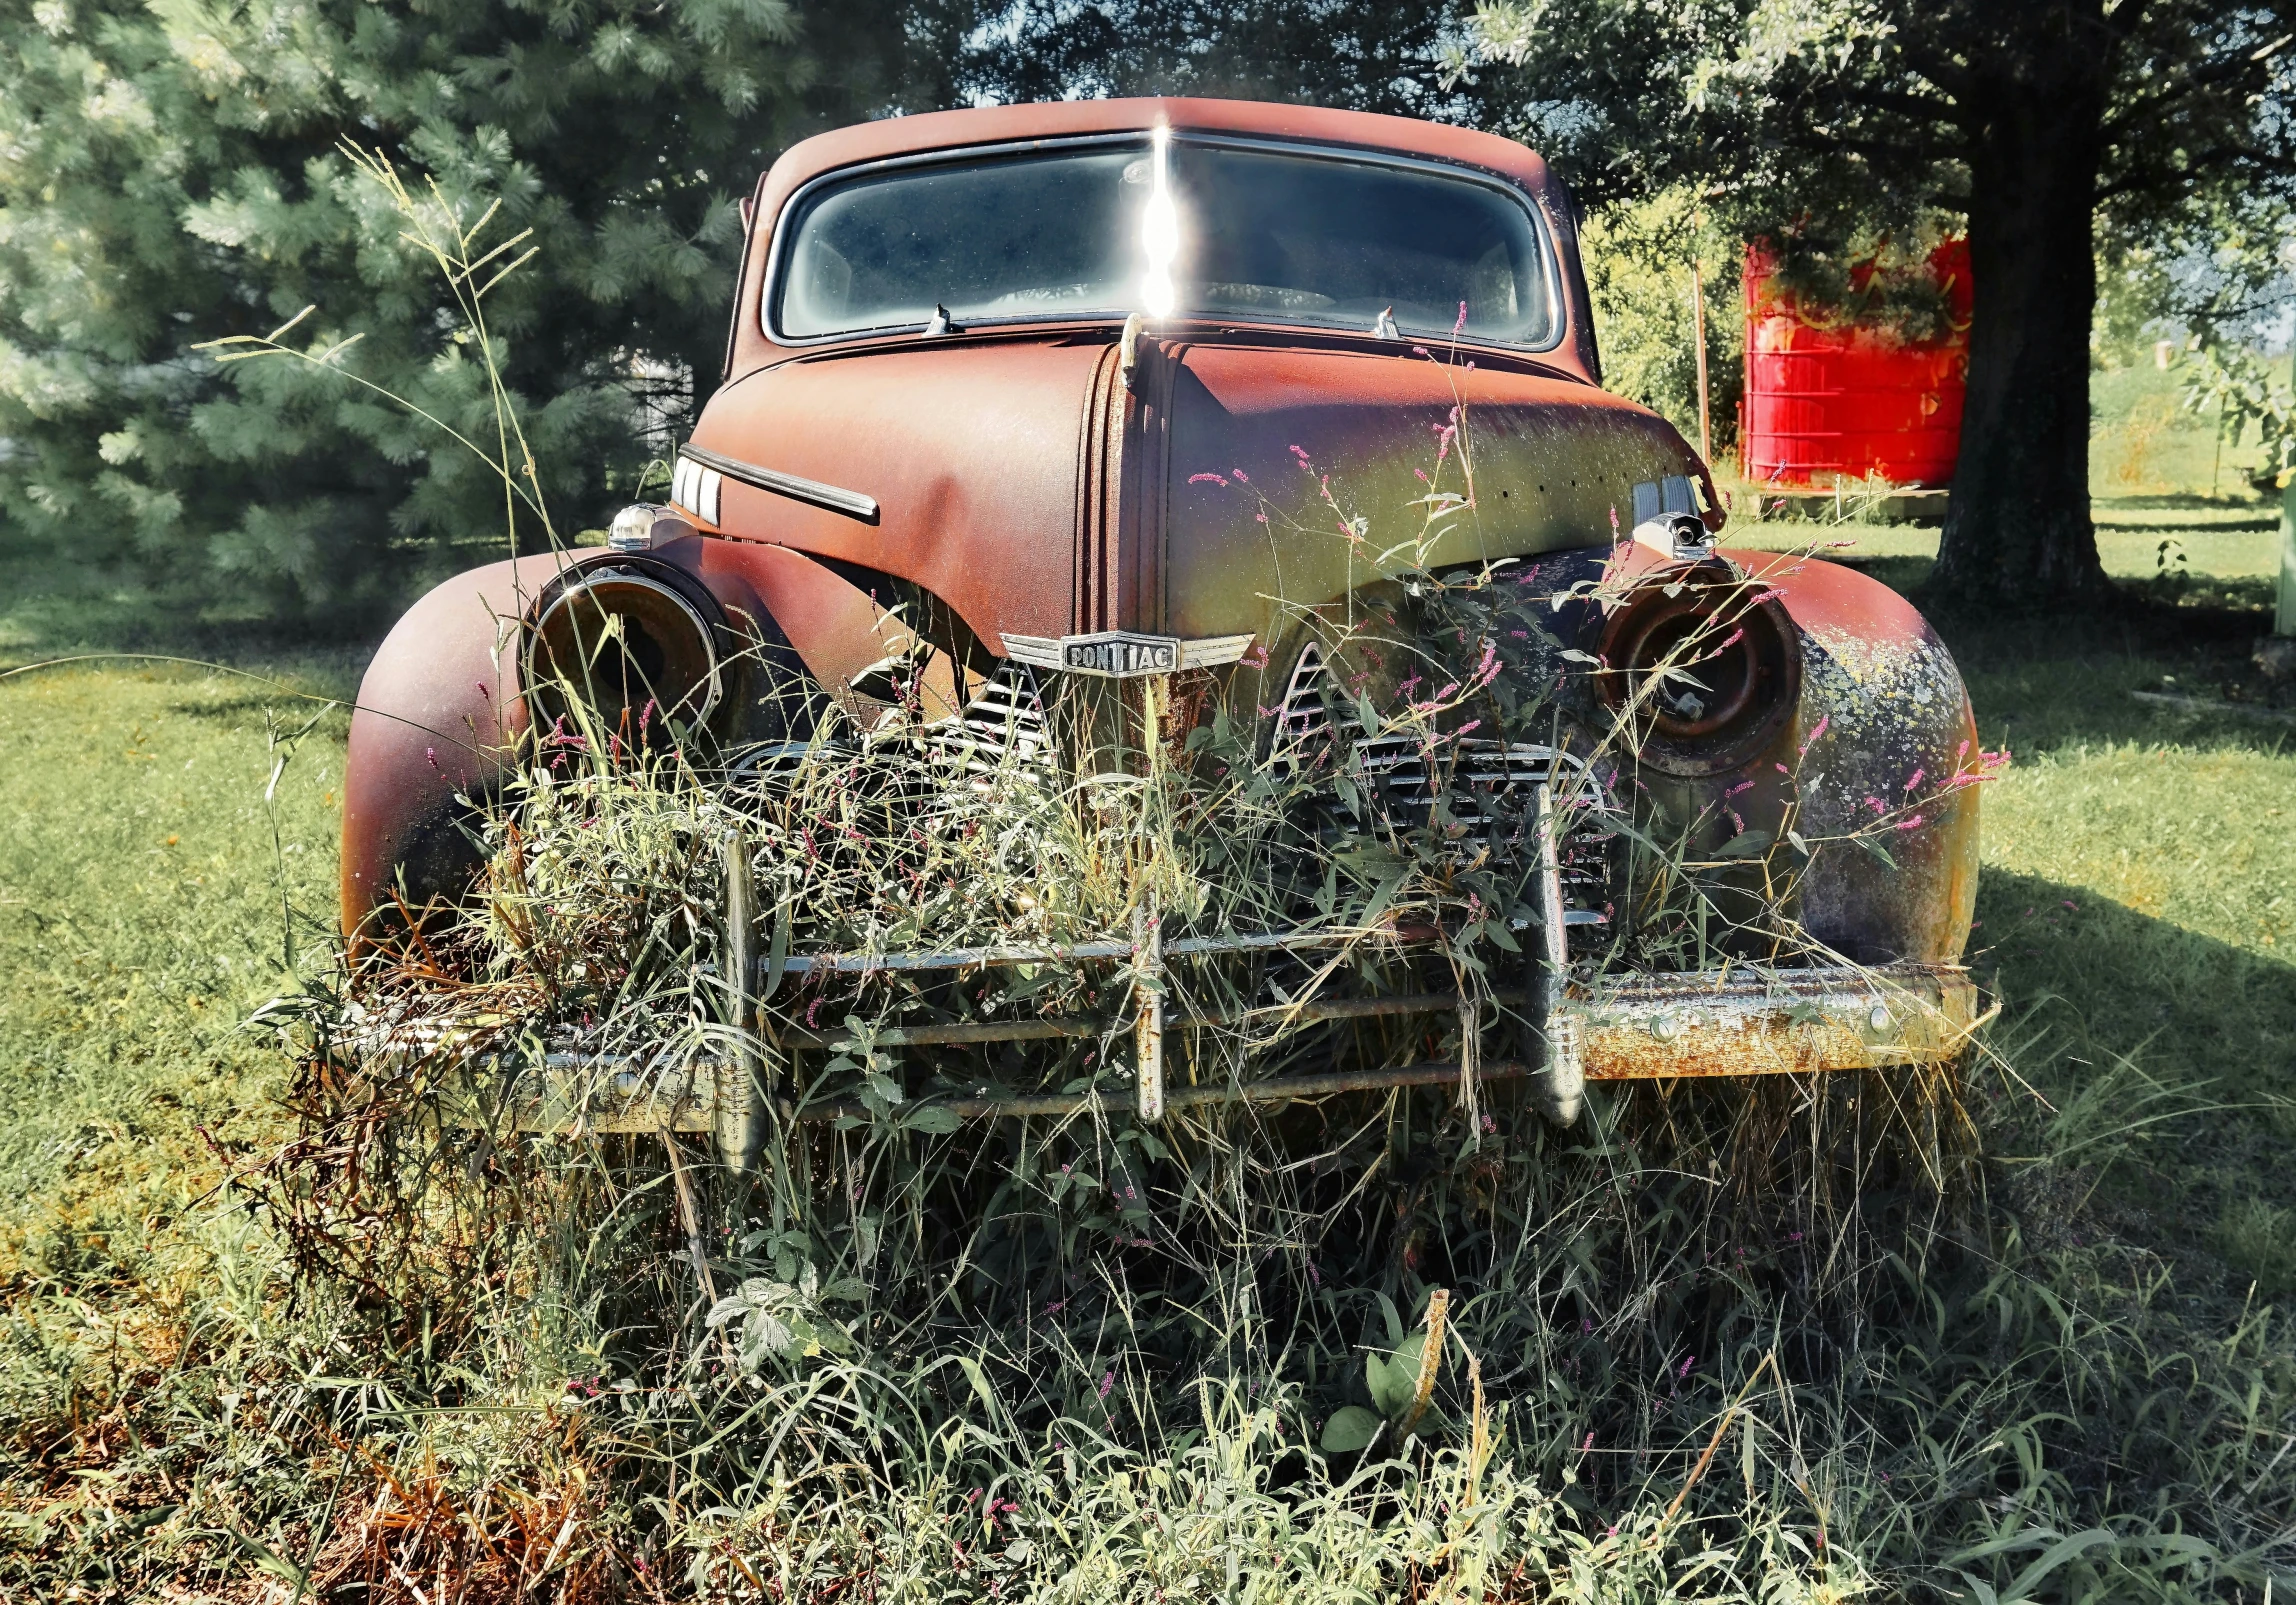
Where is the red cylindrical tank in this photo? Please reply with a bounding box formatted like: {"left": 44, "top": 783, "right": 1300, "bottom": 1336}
{"left": 1741, "top": 240, "right": 1971, "bottom": 489}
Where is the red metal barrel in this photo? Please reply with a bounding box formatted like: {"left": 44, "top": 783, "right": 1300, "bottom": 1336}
{"left": 1741, "top": 240, "right": 1971, "bottom": 489}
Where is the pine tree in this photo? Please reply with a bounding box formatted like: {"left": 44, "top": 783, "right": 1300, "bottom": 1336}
{"left": 0, "top": 0, "right": 910, "bottom": 624}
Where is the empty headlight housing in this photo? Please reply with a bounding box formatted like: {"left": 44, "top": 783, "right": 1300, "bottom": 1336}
{"left": 524, "top": 558, "right": 724, "bottom": 748}
{"left": 1596, "top": 561, "right": 1801, "bottom": 776}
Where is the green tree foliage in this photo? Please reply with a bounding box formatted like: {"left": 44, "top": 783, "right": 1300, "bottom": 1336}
{"left": 1455, "top": 0, "right": 2296, "bottom": 610}
{"left": 1581, "top": 191, "right": 1742, "bottom": 460}
{"left": 0, "top": 0, "right": 908, "bottom": 625}
{"left": 936, "top": 0, "right": 1475, "bottom": 116}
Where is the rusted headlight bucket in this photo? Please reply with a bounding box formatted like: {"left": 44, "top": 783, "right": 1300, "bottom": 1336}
{"left": 1596, "top": 562, "right": 1801, "bottom": 776}
{"left": 524, "top": 560, "right": 724, "bottom": 747}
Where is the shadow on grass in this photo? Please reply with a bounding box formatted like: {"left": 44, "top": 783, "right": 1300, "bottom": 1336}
{"left": 0, "top": 530, "right": 448, "bottom": 674}
{"left": 2093, "top": 490, "right": 2275, "bottom": 516}
{"left": 1821, "top": 550, "right": 2287, "bottom": 753}
{"left": 1974, "top": 866, "right": 2296, "bottom": 1298}
{"left": 0, "top": 534, "right": 383, "bottom": 710}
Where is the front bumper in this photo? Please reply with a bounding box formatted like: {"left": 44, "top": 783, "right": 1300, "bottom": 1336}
{"left": 482, "top": 956, "right": 1976, "bottom": 1138}
{"left": 369, "top": 771, "right": 1979, "bottom": 1171}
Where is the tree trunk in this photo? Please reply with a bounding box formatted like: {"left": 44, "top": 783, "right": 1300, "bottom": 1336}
{"left": 1925, "top": 37, "right": 2117, "bottom": 613}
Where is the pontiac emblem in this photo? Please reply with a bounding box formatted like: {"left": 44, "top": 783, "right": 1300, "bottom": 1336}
{"left": 1000, "top": 630, "right": 1257, "bottom": 679}
{"left": 1063, "top": 633, "right": 1176, "bottom": 675}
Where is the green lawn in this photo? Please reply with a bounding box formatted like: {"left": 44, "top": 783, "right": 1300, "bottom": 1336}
{"left": 2, "top": 490, "right": 2292, "bottom": 1591}
{"left": 0, "top": 656, "right": 348, "bottom": 1276}
{"left": 1724, "top": 469, "right": 2296, "bottom": 1297}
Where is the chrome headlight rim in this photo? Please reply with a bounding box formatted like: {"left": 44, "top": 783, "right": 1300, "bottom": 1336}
{"left": 522, "top": 555, "right": 729, "bottom": 742}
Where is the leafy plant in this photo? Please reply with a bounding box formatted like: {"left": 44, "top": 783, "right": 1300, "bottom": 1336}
{"left": 707, "top": 1264, "right": 864, "bottom": 1372}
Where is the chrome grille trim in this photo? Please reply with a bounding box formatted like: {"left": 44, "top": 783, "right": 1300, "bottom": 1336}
{"left": 921, "top": 660, "right": 1050, "bottom": 778}
{"left": 1343, "top": 735, "right": 1619, "bottom": 926}
{"left": 1349, "top": 734, "right": 1611, "bottom": 823}
{"left": 1272, "top": 642, "right": 1334, "bottom": 763}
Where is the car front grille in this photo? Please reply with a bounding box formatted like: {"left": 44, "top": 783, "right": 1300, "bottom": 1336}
{"left": 1271, "top": 642, "right": 1618, "bottom": 930}
{"left": 908, "top": 650, "right": 1619, "bottom": 934}
{"left": 922, "top": 660, "right": 1051, "bottom": 779}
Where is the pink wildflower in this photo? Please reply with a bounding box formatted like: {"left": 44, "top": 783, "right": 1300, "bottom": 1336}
{"left": 1897, "top": 814, "right": 1924, "bottom": 830}
{"left": 1188, "top": 472, "right": 1228, "bottom": 486}
{"left": 1800, "top": 713, "right": 1831, "bottom": 755}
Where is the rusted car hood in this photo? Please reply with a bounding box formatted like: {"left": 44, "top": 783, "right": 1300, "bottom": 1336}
{"left": 690, "top": 332, "right": 1709, "bottom": 655}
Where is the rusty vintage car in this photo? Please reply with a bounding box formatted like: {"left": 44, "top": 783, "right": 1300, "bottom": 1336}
{"left": 341, "top": 98, "right": 1980, "bottom": 1172}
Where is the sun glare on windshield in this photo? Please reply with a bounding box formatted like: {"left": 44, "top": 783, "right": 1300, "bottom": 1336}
{"left": 1140, "top": 124, "right": 1180, "bottom": 318}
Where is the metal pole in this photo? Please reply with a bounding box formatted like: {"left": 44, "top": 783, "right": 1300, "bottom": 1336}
{"left": 1692, "top": 258, "right": 1713, "bottom": 466}
{"left": 1135, "top": 898, "right": 1165, "bottom": 1122}
{"left": 716, "top": 829, "right": 767, "bottom": 1179}
{"left": 1532, "top": 784, "right": 1585, "bottom": 1127}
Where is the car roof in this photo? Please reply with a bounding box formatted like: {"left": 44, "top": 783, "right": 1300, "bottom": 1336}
{"left": 727, "top": 97, "right": 1599, "bottom": 383}
{"left": 762, "top": 97, "right": 1560, "bottom": 198}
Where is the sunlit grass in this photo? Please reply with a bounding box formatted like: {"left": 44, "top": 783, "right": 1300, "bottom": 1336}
{"left": 0, "top": 660, "right": 349, "bottom": 1276}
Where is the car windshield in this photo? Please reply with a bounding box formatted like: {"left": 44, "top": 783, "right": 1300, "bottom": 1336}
{"left": 773, "top": 140, "right": 1556, "bottom": 346}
